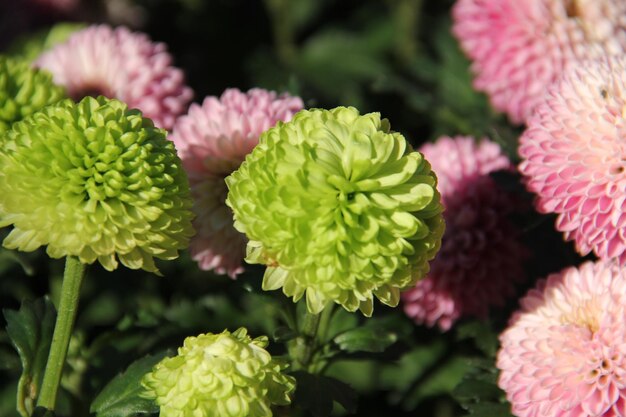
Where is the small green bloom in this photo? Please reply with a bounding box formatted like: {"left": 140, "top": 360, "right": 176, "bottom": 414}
{"left": 0, "top": 55, "right": 65, "bottom": 133}
{"left": 0, "top": 96, "right": 194, "bottom": 273}
{"left": 7, "top": 23, "right": 85, "bottom": 63}
{"left": 226, "top": 106, "right": 444, "bottom": 316}
{"left": 142, "top": 328, "right": 295, "bottom": 417}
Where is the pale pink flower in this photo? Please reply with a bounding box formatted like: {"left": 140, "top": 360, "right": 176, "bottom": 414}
{"left": 170, "top": 88, "right": 304, "bottom": 277}
{"left": 452, "top": 0, "right": 626, "bottom": 124}
{"left": 497, "top": 261, "right": 626, "bottom": 417}
{"left": 519, "top": 57, "right": 626, "bottom": 264}
{"left": 402, "top": 136, "right": 527, "bottom": 331}
{"left": 35, "top": 24, "right": 192, "bottom": 130}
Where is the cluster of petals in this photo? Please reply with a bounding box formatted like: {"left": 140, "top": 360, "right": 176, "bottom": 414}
{"left": 142, "top": 328, "right": 295, "bottom": 417}
{"left": 0, "top": 96, "right": 194, "bottom": 273}
{"left": 402, "top": 136, "right": 527, "bottom": 330}
{"left": 226, "top": 106, "right": 444, "bottom": 316}
{"left": 0, "top": 55, "right": 65, "bottom": 133}
{"left": 452, "top": 0, "right": 626, "bottom": 124}
{"left": 34, "top": 24, "right": 192, "bottom": 130}
{"left": 519, "top": 56, "right": 626, "bottom": 264}
{"left": 497, "top": 261, "right": 626, "bottom": 417}
{"left": 169, "top": 88, "right": 303, "bottom": 277}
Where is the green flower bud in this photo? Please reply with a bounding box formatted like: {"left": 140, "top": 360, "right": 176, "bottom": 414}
{"left": 142, "top": 328, "right": 295, "bottom": 417}
{"left": 0, "top": 55, "right": 65, "bottom": 133}
{"left": 226, "top": 106, "right": 444, "bottom": 316}
{"left": 0, "top": 96, "right": 194, "bottom": 273}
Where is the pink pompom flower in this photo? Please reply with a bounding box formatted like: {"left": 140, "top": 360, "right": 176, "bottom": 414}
{"left": 35, "top": 24, "right": 192, "bottom": 130}
{"left": 170, "top": 88, "right": 304, "bottom": 277}
{"left": 402, "top": 136, "right": 527, "bottom": 331}
{"left": 519, "top": 57, "right": 626, "bottom": 264}
{"left": 497, "top": 261, "right": 626, "bottom": 417}
{"left": 452, "top": 0, "right": 626, "bottom": 124}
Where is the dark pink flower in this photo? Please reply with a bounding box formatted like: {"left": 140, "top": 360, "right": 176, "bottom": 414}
{"left": 402, "top": 136, "right": 527, "bottom": 330}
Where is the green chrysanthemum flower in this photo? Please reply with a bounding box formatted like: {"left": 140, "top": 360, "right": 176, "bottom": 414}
{"left": 0, "top": 96, "right": 194, "bottom": 273}
{"left": 226, "top": 106, "right": 444, "bottom": 316}
{"left": 0, "top": 55, "right": 65, "bottom": 132}
{"left": 141, "top": 328, "right": 295, "bottom": 417}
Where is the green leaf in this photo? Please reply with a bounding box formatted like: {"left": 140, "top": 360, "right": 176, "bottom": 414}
{"left": 380, "top": 340, "right": 446, "bottom": 390}
{"left": 334, "top": 326, "right": 398, "bottom": 353}
{"left": 292, "top": 371, "right": 357, "bottom": 417}
{"left": 90, "top": 352, "right": 169, "bottom": 417}
{"left": 455, "top": 320, "right": 499, "bottom": 357}
{"left": 4, "top": 297, "right": 56, "bottom": 416}
{"left": 273, "top": 326, "right": 298, "bottom": 343}
{"left": 452, "top": 354, "right": 514, "bottom": 417}
{"left": 332, "top": 314, "right": 410, "bottom": 354}
{"left": 453, "top": 378, "right": 505, "bottom": 402}
{"left": 402, "top": 356, "right": 471, "bottom": 410}
{"left": 462, "top": 402, "right": 514, "bottom": 417}
{"left": 324, "top": 308, "right": 358, "bottom": 342}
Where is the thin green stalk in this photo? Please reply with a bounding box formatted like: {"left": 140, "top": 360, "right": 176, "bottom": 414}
{"left": 289, "top": 307, "right": 323, "bottom": 372}
{"left": 263, "top": 0, "right": 297, "bottom": 66}
{"left": 36, "top": 256, "right": 86, "bottom": 412}
{"left": 389, "top": 0, "right": 423, "bottom": 64}
{"left": 317, "top": 303, "right": 335, "bottom": 343}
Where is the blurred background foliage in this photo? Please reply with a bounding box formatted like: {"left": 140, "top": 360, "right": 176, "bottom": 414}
{"left": 0, "top": 1, "right": 585, "bottom": 416}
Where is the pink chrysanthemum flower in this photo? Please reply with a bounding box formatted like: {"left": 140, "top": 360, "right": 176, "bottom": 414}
{"left": 452, "top": 0, "right": 626, "bottom": 124}
{"left": 34, "top": 24, "right": 192, "bottom": 130}
{"left": 402, "top": 136, "right": 527, "bottom": 331}
{"left": 497, "top": 261, "right": 626, "bottom": 417}
{"left": 519, "top": 57, "right": 626, "bottom": 264}
{"left": 169, "top": 88, "right": 304, "bottom": 277}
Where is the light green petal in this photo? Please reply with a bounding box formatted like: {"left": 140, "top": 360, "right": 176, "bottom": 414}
{"left": 0, "top": 96, "right": 194, "bottom": 273}
{"left": 142, "top": 329, "right": 295, "bottom": 417}
{"left": 226, "top": 106, "right": 444, "bottom": 316}
{"left": 0, "top": 55, "right": 65, "bottom": 133}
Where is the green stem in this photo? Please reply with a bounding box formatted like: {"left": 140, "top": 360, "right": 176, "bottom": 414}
{"left": 389, "top": 0, "right": 423, "bottom": 64}
{"left": 36, "top": 256, "right": 86, "bottom": 412}
{"left": 290, "top": 307, "right": 323, "bottom": 372}
{"left": 263, "top": 0, "right": 297, "bottom": 66}
{"left": 317, "top": 303, "right": 335, "bottom": 343}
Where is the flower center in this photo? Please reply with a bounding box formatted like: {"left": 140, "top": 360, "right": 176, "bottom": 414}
{"left": 564, "top": 0, "right": 582, "bottom": 19}
{"left": 560, "top": 298, "right": 600, "bottom": 333}
{"left": 71, "top": 82, "right": 113, "bottom": 101}
{"left": 561, "top": 0, "right": 613, "bottom": 43}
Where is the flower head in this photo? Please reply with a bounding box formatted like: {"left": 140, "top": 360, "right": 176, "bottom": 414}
{"left": 497, "top": 261, "right": 626, "bottom": 417}
{"left": 452, "top": 0, "right": 626, "bottom": 124}
{"left": 402, "top": 136, "right": 527, "bottom": 330}
{"left": 0, "top": 96, "right": 194, "bottom": 273}
{"left": 226, "top": 106, "right": 444, "bottom": 316}
{"left": 35, "top": 24, "right": 193, "bottom": 130}
{"left": 170, "top": 88, "right": 303, "bottom": 277}
{"left": 142, "top": 328, "right": 295, "bottom": 417}
{"left": 519, "top": 57, "right": 626, "bottom": 264}
{"left": 0, "top": 55, "right": 65, "bottom": 133}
